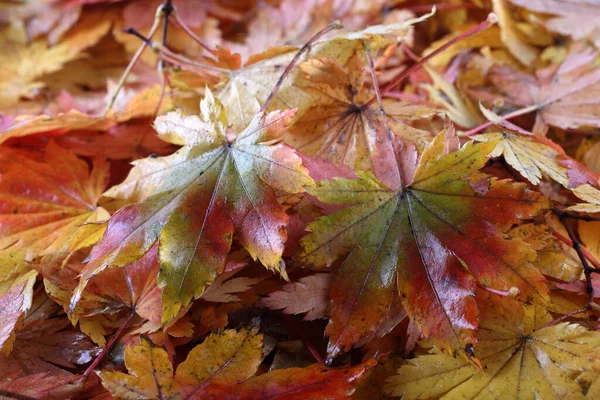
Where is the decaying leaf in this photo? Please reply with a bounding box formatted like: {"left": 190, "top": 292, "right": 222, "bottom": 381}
{"left": 261, "top": 273, "right": 332, "bottom": 320}
{"left": 43, "top": 245, "right": 162, "bottom": 344}
{"left": 201, "top": 263, "right": 264, "bottom": 303}
{"left": 0, "top": 293, "right": 99, "bottom": 396}
{"left": 100, "top": 326, "right": 373, "bottom": 399}
{"left": 217, "top": 359, "right": 376, "bottom": 400}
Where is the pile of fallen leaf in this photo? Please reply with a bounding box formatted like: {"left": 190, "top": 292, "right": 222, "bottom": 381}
{"left": 3, "top": 0, "right": 600, "bottom": 399}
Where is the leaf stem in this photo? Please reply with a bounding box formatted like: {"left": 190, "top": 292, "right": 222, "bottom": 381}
{"left": 283, "top": 315, "right": 325, "bottom": 364}
{"left": 551, "top": 230, "right": 600, "bottom": 272}
{"left": 463, "top": 103, "right": 539, "bottom": 136}
{"left": 363, "top": 42, "right": 403, "bottom": 189}
{"left": 83, "top": 310, "right": 135, "bottom": 378}
{"left": 103, "top": 13, "right": 162, "bottom": 115}
{"left": 539, "top": 306, "right": 589, "bottom": 329}
{"left": 364, "top": 13, "right": 498, "bottom": 107}
{"left": 405, "top": 3, "right": 483, "bottom": 13}
{"left": 122, "top": 28, "right": 229, "bottom": 74}
{"left": 554, "top": 210, "right": 599, "bottom": 303}
{"left": 172, "top": 12, "right": 214, "bottom": 54}
{"left": 154, "top": 0, "right": 174, "bottom": 118}
{"left": 260, "top": 20, "right": 343, "bottom": 113}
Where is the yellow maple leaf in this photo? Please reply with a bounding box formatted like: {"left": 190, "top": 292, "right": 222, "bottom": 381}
{"left": 386, "top": 292, "right": 600, "bottom": 399}
{"left": 100, "top": 328, "right": 263, "bottom": 399}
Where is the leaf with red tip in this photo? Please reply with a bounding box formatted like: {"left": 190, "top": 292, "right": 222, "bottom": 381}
{"left": 475, "top": 107, "right": 599, "bottom": 188}
{"left": 215, "top": 360, "right": 377, "bottom": 400}
{"left": 73, "top": 90, "right": 313, "bottom": 322}
{"left": 302, "top": 130, "right": 550, "bottom": 359}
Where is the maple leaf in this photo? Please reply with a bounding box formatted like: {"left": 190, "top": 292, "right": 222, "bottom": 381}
{"left": 509, "top": 0, "right": 600, "bottom": 47}
{"left": 471, "top": 42, "right": 600, "bottom": 133}
{"left": 385, "top": 292, "right": 600, "bottom": 399}
{"left": 261, "top": 273, "right": 332, "bottom": 321}
{"left": 0, "top": 82, "right": 174, "bottom": 147}
{"left": 73, "top": 90, "right": 313, "bottom": 322}
{"left": 5, "top": 1, "right": 600, "bottom": 398}
{"left": 0, "top": 143, "right": 109, "bottom": 293}
{"left": 215, "top": 16, "right": 432, "bottom": 132}
{"left": 492, "top": 0, "right": 538, "bottom": 66}
{"left": 211, "top": 360, "right": 376, "bottom": 400}
{"left": 0, "top": 270, "right": 36, "bottom": 354}
{"left": 567, "top": 184, "right": 600, "bottom": 213}
{"left": 301, "top": 130, "right": 549, "bottom": 358}
{"left": 43, "top": 245, "right": 162, "bottom": 344}
{"left": 474, "top": 107, "right": 599, "bottom": 188}
{"left": 200, "top": 264, "right": 264, "bottom": 303}
{"left": 100, "top": 326, "right": 374, "bottom": 400}
{"left": 286, "top": 54, "right": 435, "bottom": 188}
{"left": 475, "top": 131, "right": 593, "bottom": 187}
{"left": 99, "top": 328, "right": 264, "bottom": 399}
{"left": 0, "top": 110, "right": 115, "bottom": 145}
{"left": 0, "top": 293, "right": 99, "bottom": 391}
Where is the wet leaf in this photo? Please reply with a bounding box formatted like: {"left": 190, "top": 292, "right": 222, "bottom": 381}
{"left": 302, "top": 130, "right": 549, "bottom": 358}
{"left": 73, "top": 90, "right": 313, "bottom": 322}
